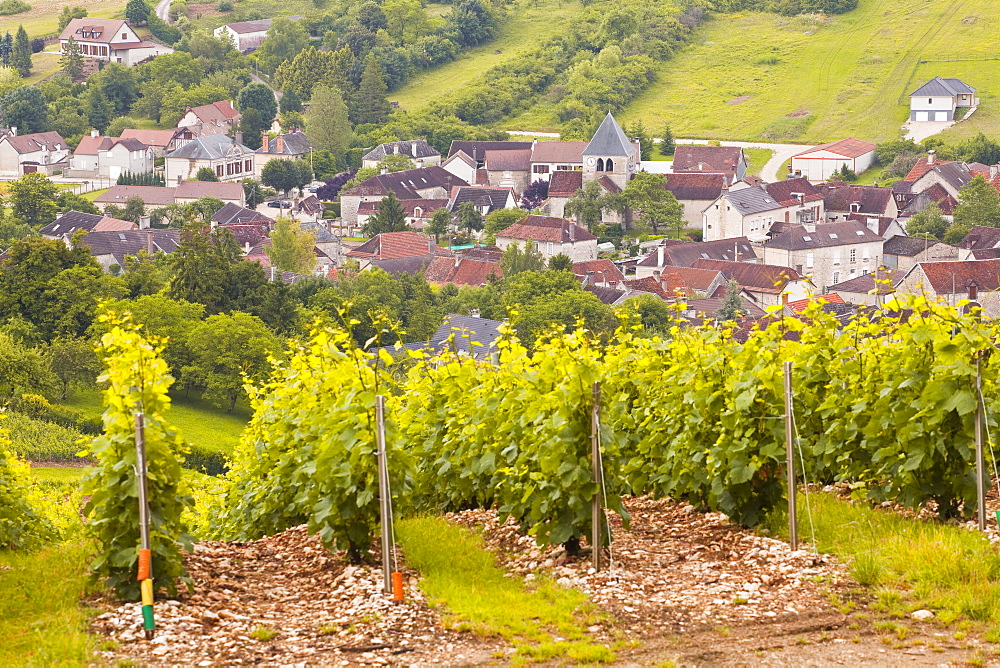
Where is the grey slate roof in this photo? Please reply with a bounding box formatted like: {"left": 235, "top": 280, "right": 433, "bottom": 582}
{"left": 79, "top": 229, "right": 181, "bottom": 265}
{"left": 883, "top": 235, "right": 948, "bottom": 257}
{"left": 766, "top": 221, "right": 883, "bottom": 251}
{"left": 724, "top": 185, "right": 785, "bottom": 215}
{"left": 422, "top": 314, "right": 504, "bottom": 357}
{"left": 39, "top": 211, "right": 103, "bottom": 236}
{"left": 909, "top": 76, "right": 975, "bottom": 98}
{"left": 363, "top": 139, "right": 440, "bottom": 162}
{"left": 583, "top": 113, "right": 636, "bottom": 158}
{"left": 637, "top": 237, "right": 758, "bottom": 267}
{"left": 447, "top": 186, "right": 513, "bottom": 214}
{"left": 262, "top": 131, "right": 312, "bottom": 156}
{"left": 167, "top": 134, "right": 253, "bottom": 160}
{"left": 212, "top": 202, "right": 273, "bottom": 226}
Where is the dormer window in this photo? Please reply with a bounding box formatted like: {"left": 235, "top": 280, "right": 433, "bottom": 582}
{"left": 850, "top": 203, "right": 861, "bottom": 213}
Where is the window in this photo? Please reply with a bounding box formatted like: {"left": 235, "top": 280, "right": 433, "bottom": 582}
{"left": 806, "top": 252, "right": 814, "bottom": 268}
{"left": 216, "top": 165, "right": 224, "bottom": 177}
{"left": 245, "top": 159, "right": 252, "bottom": 171}
{"left": 833, "top": 250, "right": 841, "bottom": 265}
{"left": 833, "top": 271, "right": 840, "bottom": 285}
{"left": 122, "top": 33, "right": 128, "bottom": 39}
{"left": 596, "top": 158, "right": 604, "bottom": 171}
{"left": 928, "top": 98, "right": 933, "bottom": 104}
{"left": 533, "top": 165, "right": 549, "bottom": 174}
{"left": 863, "top": 248, "right": 870, "bottom": 261}
{"left": 503, "top": 171, "right": 512, "bottom": 179}
{"left": 795, "top": 264, "right": 802, "bottom": 274}
{"left": 850, "top": 249, "right": 856, "bottom": 263}
{"left": 863, "top": 269, "right": 870, "bottom": 275}
{"left": 606, "top": 159, "right": 614, "bottom": 171}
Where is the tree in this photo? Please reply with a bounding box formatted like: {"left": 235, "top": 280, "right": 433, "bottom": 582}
{"left": 169, "top": 226, "right": 242, "bottom": 314}
{"left": 0, "top": 85, "right": 49, "bottom": 134}
{"left": 623, "top": 172, "right": 684, "bottom": 236}
{"left": 236, "top": 107, "right": 266, "bottom": 150}
{"left": 427, "top": 208, "right": 452, "bottom": 242}
{"left": 59, "top": 36, "right": 84, "bottom": 80}
{"left": 122, "top": 196, "right": 146, "bottom": 223}
{"left": 0, "top": 32, "right": 11, "bottom": 69}
{"left": 548, "top": 253, "right": 573, "bottom": 272}
{"left": 185, "top": 312, "right": 281, "bottom": 412}
{"left": 905, "top": 202, "right": 949, "bottom": 240}
{"left": 91, "top": 63, "right": 139, "bottom": 116}
{"left": 195, "top": 166, "right": 219, "bottom": 182}
{"left": 628, "top": 120, "right": 653, "bottom": 161}
{"left": 716, "top": 279, "right": 745, "bottom": 321}
{"left": 261, "top": 158, "right": 311, "bottom": 194}
{"left": 363, "top": 192, "right": 408, "bottom": 237}
{"left": 0, "top": 332, "right": 55, "bottom": 401}
{"left": 236, "top": 82, "right": 277, "bottom": 127}
{"left": 267, "top": 216, "right": 317, "bottom": 273}
{"left": 305, "top": 84, "right": 354, "bottom": 156}
{"left": 956, "top": 133, "right": 1000, "bottom": 167}
{"left": 952, "top": 175, "right": 1000, "bottom": 231}
{"left": 47, "top": 337, "right": 101, "bottom": 400}
{"left": 255, "top": 17, "right": 310, "bottom": 74}
{"left": 352, "top": 55, "right": 390, "bottom": 125}
{"left": 456, "top": 201, "right": 483, "bottom": 234}
{"left": 617, "top": 293, "right": 672, "bottom": 334}
{"left": 500, "top": 241, "right": 545, "bottom": 277}
{"left": 58, "top": 6, "right": 88, "bottom": 31}
{"left": 241, "top": 179, "right": 270, "bottom": 208}
{"left": 483, "top": 207, "right": 522, "bottom": 243}
{"left": 565, "top": 180, "right": 611, "bottom": 231}
{"left": 376, "top": 153, "right": 416, "bottom": 173}
{"left": 520, "top": 179, "right": 549, "bottom": 210}
{"left": 448, "top": 0, "right": 497, "bottom": 47}
{"left": 12, "top": 26, "right": 30, "bottom": 78}
{"left": 7, "top": 173, "right": 58, "bottom": 227}
{"left": 85, "top": 88, "right": 113, "bottom": 133}
{"left": 125, "top": 0, "right": 151, "bottom": 25}
{"left": 660, "top": 124, "right": 675, "bottom": 156}
{"left": 280, "top": 88, "right": 302, "bottom": 114}
{"left": 516, "top": 290, "right": 615, "bottom": 348}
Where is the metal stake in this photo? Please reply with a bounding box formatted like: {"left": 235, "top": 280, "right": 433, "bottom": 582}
{"left": 591, "top": 382, "right": 603, "bottom": 571}
{"left": 783, "top": 362, "right": 798, "bottom": 550}
{"left": 375, "top": 395, "right": 392, "bottom": 594}
{"left": 136, "top": 413, "right": 151, "bottom": 558}
{"left": 976, "top": 357, "right": 987, "bottom": 531}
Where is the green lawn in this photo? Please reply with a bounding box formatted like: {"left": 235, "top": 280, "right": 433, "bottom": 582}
{"left": 11, "top": 0, "right": 122, "bottom": 39}
{"left": 621, "top": 0, "right": 1000, "bottom": 144}
{"left": 392, "top": 0, "right": 586, "bottom": 113}
{"left": 743, "top": 147, "right": 774, "bottom": 177}
{"left": 63, "top": 389, "right": 249, "bottom": 456}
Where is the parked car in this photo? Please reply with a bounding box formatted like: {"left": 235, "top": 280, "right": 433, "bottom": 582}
{"left": 267, "top": 200, "right": 292, "bottom": 209}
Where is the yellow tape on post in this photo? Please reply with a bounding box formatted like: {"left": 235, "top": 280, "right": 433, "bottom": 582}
{"left": 141, "top": 579, "right": 154, "bottom": 607}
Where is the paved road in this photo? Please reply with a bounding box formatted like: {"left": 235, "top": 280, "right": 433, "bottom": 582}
{"left": 718, "top": 141, "right": 809, "bottom": 184}
{"left": 154, "top": 0, "right": 171, "bottom": 22}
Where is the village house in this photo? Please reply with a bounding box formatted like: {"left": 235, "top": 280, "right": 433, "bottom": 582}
{"left": 398, "top": 314, "right": 504, "bottom": 359}
{"left": 790, "top": 138, "right": 876, "bottom": 181}
{"left": 256, "top": 131, "right": 311, "bottom": 178}
{"left": 882, "top": 235, "right": 958, "bottom": 272}
{"left": 40, "top": 211, "right": 137, "bottom": 241}
{"left": 661, "top": 173, "right": 727, "bottom": 229}
{"left": 897, "top": 259, "right": 1000, "bottom": 317}
{"left": 635, "top": 237, "right": 758, "bottom": 278}
{"left": 909, "top": 77, "right": 977, "bottom": 122}
{"left": 362, "top": 140, "right": 441, "bottom": 169}
{"left": 702, "top": 178, "right": 824, "bottom": 242}
{"left": 440, "top": 151, "right": 477, "bottom": 186}
{"left": 483, "top": 148, "right": 532, "bottom": 192}
{"left": 827, "top": 269, "right": 902, "bottom": 306}
{"left": 213, "top": 19, "right": 273, "bottom": 53}
{"left": 819, "top": 183, "right": 899, "bottom": 220}
{"left": 165, "top": 135, "right": 256, "bottom": 184}
{"left": 340, "top": 166, "right": 466, "bottom": 226}
{"left": 70, "top": 228, "right": 181, "bottom": 271}
{"left": 357, "top": 198, "right": 449, "bottom": 232}
{"left": 957, "top": 226, "right": 1000, "bottom": 260}
{"left": 59, "top": 18, "right": 173, "bottom": 66}
{"left": 346, "top": 231, "right": 450, "bottom": 272}
{"left": 66, "top": 134, "right": 153, "bottom": 179}
{"left": 177, "top": 101, "right": 241, "bottom": 138}
{"left": 447, "top": 186, "right": 517, "bottom": 218}
{"left": 528, "top": 141, "right": 587, "bottom": 182}
{"left": 638, "top": 265, "right": 728, "bottom": 297}
{"left": 0, "top": 131, "right": 70, "bottom": 177}
{"left": 447, "top": 140, "right": 533, "bottom": 169}
{"left": 690, "top": 258, "right": 815, "bottom": 307}
{"left": 762, "top": 220, "right": 884, "bottom": 292}
{"left": 495, "top": 215, "right": 598, "bottom": 262}
{"left": 672, "top": 146, "right": 747, "bottom": 185}
{"left": 541, "top": 170, "right": 623, "bottom": 222}
{"left": 119, "top": 128, "right": 193, "bottom": 157}
{"left": 210, "top": 202, "right": 274, "bottom": 250}
{"left": 573, "top": 259, "right": 626, "bottom": 287}
{"left": 843, "top": 213, "right": 906, "bottom": 241}
{"left": 424, "top": 253, "right": 502, "bottom": 287}
{"left": 94, "top": 181, "right": 245, "bottom": 208}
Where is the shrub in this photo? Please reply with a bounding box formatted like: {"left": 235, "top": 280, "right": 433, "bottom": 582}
{"left": 11, "top": 394, "right": 102, "bottom": 435}
{"left": 0, "top": 415, "right": 60, "bottom": 551}
{"left": 0, "top": 0, "right": 31, "bottom": 16}
{"left": 3, "top": 412, "right": 89, "bottom": 464}
{"left": 184, "top": 444, "right": 228, "bottom": 477}
{"left": 30, "top": 38, "right": 44, "bottom": 53}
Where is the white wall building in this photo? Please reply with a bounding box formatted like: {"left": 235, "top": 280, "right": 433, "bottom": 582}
{"left": 908, "top": 77, "right": 977, "bottom": 122}
{"left": 495, "top": 214, "right": 598, "bottom": 262}
{"left": 791, "top": 138, "right": 876, "bottom": 181}
{"left": 59, "top": 18, "right": 173, "bottom": 66}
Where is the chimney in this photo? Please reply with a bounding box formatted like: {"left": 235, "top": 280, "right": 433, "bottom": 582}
{"left": 585, "top": 270, "right": 595, "bottom": 287}
{"left": 91, "top": 129, "right": 99, "bottom": 138}
{"left": 657, "top": 244, "right": 664, "bottom": 267}
{"left": 139, "top": 215, "right": 150, "bottom": 230}
{"left": 411, "top": 141, "right": 418, "bottom": 156}
{"left": 260, "top": 131, "right": 269, "bottom": 152}
{"left": 927, "top": 149, "right": 936, "bottom": 165}
{"left": 380, "top": 166, "right": 388, "bottom": 175}
{"left": 270, "top": 266, "right": 277, "bottom": 281}
{"left": 795, "top": 170, "right": 802, "bottom": 178}
{"left": 653, "top": 269, "right": 661, "bottom": 282}
{"left": 146, "top": 230, "right": 153, "bottom": 255}
{"left": 803, "top": 221, "right": 816, "bottom": 233}
{"left": 10, "top": 126, "right": 16, "bottom": 136}
{"left": 470, "top": 308, "right": 481, "bottom": 318}
{"left": 782, "top": 292, "right": 789, "bottom": 305}
{"left": 568, "top": 222, "right": 575, "bottom": 242}
{"left": 210, "top": 218, "right": 218, "bottom": 230}
{"left": 235, "top": 131, "right": 243, "bottom": 146}
{"left": 276, "top": 134, "right": 284, "bottom": 154}
{"left": 393, "top": 143, "right": 399, "bottom": 154}
{"left": 866, "top": 216, "right": 879, "bottom": 234}
{"left": 992, "top": 163, "right": 1000, "bottom": 179}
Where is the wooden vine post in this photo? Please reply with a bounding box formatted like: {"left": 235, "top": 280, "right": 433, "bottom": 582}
{"left": 591, "top": 381, "right": 604, "bottom": 571}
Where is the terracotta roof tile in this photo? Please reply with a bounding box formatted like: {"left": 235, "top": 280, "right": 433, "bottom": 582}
{"left": 691, "top": 259, "right": 803, "bottom": 293}
{"left": 547, "top": 171, "right": 583, "bottom": 197}
{"left": 572, "top": 259, "right": 625, "bottom": 283}
{"left": 530, "top": 141, "right": 588, "bottom": 163}
{"left": 425, "top": 255, "right": 501, "bottom": 286}
{"left": 496, "top": 215, "right": 596, "bottom": 243}
{"left": 907, "top": 259, "right": 1000, "bottom": 293}
{"left": 793, "top": 138, "right": 876, "bottom": 159}
{"left": 662, "top": 173, "right": 726, "bottom": 200}
{"left": 347, "top": 231, "right": 450, "bottom": 260}
{"left": 785, "top": 293, "right": 846, "bottom": 313}
{"left": 672, "top": 146, "right": 743, "bottom": 175}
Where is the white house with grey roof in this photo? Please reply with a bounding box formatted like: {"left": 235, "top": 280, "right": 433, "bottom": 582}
{"left": 362, "top": 140, "right": 441, "bottom": 169}
{"left": 909, "top": 77, "right": 977, "bottom": 122}
{"left": 762, "top": 220, "right": 884, "bottom": 293}
{"left": 165, "top": 134, "right": 256, "bottom": 184}
{"left": 256, "top": 131, "right": 311, "bottom": 179}
{"left": 582, "top": 112, "right": 638, "bottom": 190}
{"left": 703, "top": 183, "right": 826, "bottom": 243}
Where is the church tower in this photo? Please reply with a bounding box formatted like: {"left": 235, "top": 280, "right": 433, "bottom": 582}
{"left": 582, "top": 112, "right": 638, "bottom": 190}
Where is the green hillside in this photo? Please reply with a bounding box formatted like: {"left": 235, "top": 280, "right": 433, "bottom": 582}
{"left": 618, "top": 0, "right": 999, "bottom": 143}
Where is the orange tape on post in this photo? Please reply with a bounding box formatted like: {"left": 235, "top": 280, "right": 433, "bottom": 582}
{"left": 391, "top": 572, "right": 404, "bottom": 604}
{"left": 137, "top": 549, "right": 151, "bottom": 581}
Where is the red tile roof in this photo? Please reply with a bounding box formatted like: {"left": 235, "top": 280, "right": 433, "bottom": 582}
{"left": 691, "top": 259, "right": 803, "bottom": 293}
{"left": 496, "top": 215, "right": 597, "bottom": 243}
{"left": 624, "top": 274, "right": 691, "bottom": 298}
{"left": 654, "top": 265, "right": 724, "bottom": 292}
{"left": 187, "top": 100, "right": 240, "bottom": 124}
{"left": 530, "top": 141, "right": 588, "bottom": 163}
{"left": 662, "top": 173, "right": 726, "bottom": 200}
{"left": 484, "top": 149, "right": 531, "bottom": 172}
{"left": 909, "top": 259, "right": 1000, "bottom": 293}
{"left": 2, "top": 131, "right": 67, "bottom": 154}
{"left": 785, "top": 293, "right": 846, "bottom": 313}
{"left": 120, "top": 128, "right": 188, "bottom": 148}
{"left": 547, "top": 170, "right": 583, "bottom": 197}
{"left": 425, "top": 255, "right": 501, "bottom": 286}
{"left": 793, "top": 138, "right": 876, "bottom": 159}
{"left": 347, "top": 231, "right": 450, "bottom": 260}
{"left": 818, "top": 183, "right": 893, "bottom": 214}
{"left": 672, "top": 146, "right": 744, "bottom": 175}
{"left": 573, "top": 259, "right": 625, "bottom": 283}
{"left": 903, "top": 158, "right": 950, "bottom": 182}
{"left": 765, "top": 177, "right": 824, "bottom": 206}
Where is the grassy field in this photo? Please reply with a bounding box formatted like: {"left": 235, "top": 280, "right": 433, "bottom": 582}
{"left": 9, "top": 0, "right": 122, "bottom": 39}
{"left": 63, "top": 389, "right": 249, "bottom": 456}
{"left": 743, "top": 147, "right": 774, "bottom": 177}
{"left": 621, "top": 0, "right": 1000, "bottom": 144}
{"left": 391, "top": 0, "right": 585, "bottom": 112}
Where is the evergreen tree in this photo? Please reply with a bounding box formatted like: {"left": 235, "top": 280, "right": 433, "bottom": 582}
{"left": 500, "top": 240, "right": 545, "bottom": 276}
{"left": 660, "top": 124, "right": 675, "bottom": 156}
{"left": 628, "top": 120, "right": 652, "bottom": 161}
{"left": 364, "top": 192, "right": 407, "bottom": 236}
{"left": 0, "top": 32, "right": 12, "bottom": 68}
{"left": 12, "top": 26, "right": 31, "bottom": 78}
{"left": 548, "top": 253, "right": 573, "bottom": 272}
{"left": 195, "top": 166, "right": 219, "bottom": 182}
{"left": 352, "top": 55, "right": 390, "bottom": 125}
{"left": 59, "top": 35, "right": 83, "bottom": 81}
{"left": 456, "top": 201, "right": 483, "bottom": 233}
{"left": 86, "top": 89, "right": 112, "bottom": 133}
{"left": 716, "top": 279, "right": 745, "bottom": 321}
{"left": 280, "top": 88, "right": 302, "bottom": 114}
{"left": 305, "top": 84, "right": 353, "bottom": 155}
